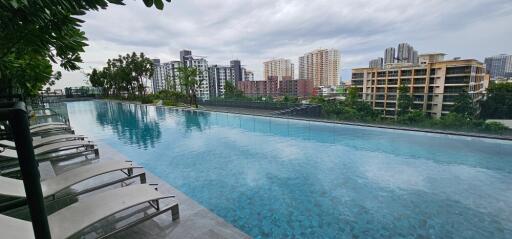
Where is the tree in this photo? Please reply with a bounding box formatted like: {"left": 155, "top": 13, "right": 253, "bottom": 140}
{"left": 397, "top": 84, "right": 413, "bottom": 116}
{"left": 177, "top": 66, "right": 200, "bottom": 108}
{"left": 345, "top": 87, "right": 359, "bottom": 107}
{"left": 0, "top": 0, "right": 170, "bottom": 97}
{"left": 224, "top": 81, "right": 244, "bottom": 99}
{"left": 452, "top": 89, "right": 476, "bottom": 119}
{"left": 480, "top": 82, "right": 512, "bottom": 119}
{"left": 88, "top": 52, "right": 154, "bottom": 96}
{"left": 125, "top": 52, "right": 154, "bottom": 96}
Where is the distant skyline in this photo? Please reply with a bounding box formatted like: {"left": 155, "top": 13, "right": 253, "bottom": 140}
{"left": 53, "top": 0, "right": 512, "bottom": 89}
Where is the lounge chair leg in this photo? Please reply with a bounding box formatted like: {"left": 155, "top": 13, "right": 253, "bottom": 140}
{"left": 94, "top": 148, "right": 99, "bottom": 157}
{"left": 139, "top": 173, "right": 147, "bottom": 184}
{"left": 127, "top": 168, "right": 133, "bottom": 176}
{"left": 171, "top": 204, "right": 180, "bottom": 221}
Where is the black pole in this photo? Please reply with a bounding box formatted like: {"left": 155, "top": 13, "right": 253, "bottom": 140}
{"left": 8, "top": 102, "right": 52, "bottom": 239}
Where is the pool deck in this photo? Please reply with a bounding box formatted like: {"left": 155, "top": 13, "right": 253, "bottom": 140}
{"left": 8, "top": 142, "right": 250, "bottom": 239}
{"left": 90, "top": 143, "right": 250, "bottom": 239}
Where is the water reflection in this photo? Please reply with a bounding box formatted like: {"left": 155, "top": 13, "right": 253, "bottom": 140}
{"left": 94, "top": 101, "right": 161, "bottom": 149}
{"left": 182, "top": 110, "right": 210, "bottom": 132}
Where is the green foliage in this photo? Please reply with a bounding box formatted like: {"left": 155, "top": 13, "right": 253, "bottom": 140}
{"left": 310, "top": 95, "right": 378, "bottom": 122}
{"left": 162, "top": 100, "right": 177, "bottom": 106}
{"left": 0, "top": 0, "right": 170, "bottom": 97}
{"left": 0, "top": 53, "right": 61, "bottom": 96}
{"left": 480, "top": 82, "right": 512, "bottom": 119}
{"left": 345, "top": 87, "right": 359, "bottom": 106}
{"left": 139, "top": 95, "right": 154, "bottom": 104}
{"left": 397, "top": 111, "right": 428, "bottom": 125}
{"left": 452, "top": 89, "right": 476, "bottom": 119}
{"left": 482, "top": 121, "right": 508, "bottom": 133}
{"left": 224, "top": 81, "right": 244, "bottom": 99}
{"left": 309, "top": 96, "right": 327, "bottom": 105}
{"left": 157, "top": 90, "right": 189, "bottom": 103}
{"left": 177, "top": 66, "right": 201, "bottom": 107}
{"left": 281, "top": 96, "right": 299, "bottom": 103}
{"left": 397, "top": 84, "right": 412, "bottom": 116}
{"left": 89, "top": 52, "right": 154, "bottom": 96}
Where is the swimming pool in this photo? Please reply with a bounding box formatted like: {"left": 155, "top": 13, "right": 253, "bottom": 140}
{"left": 66, "top": 101, "right": 512, "bottom": 238}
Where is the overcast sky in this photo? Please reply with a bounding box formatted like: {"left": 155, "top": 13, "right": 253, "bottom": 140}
{"left": 54, "top": 0, "right": 512, "bottom": 89}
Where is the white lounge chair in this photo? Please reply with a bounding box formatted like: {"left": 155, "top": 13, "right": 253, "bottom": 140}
{"left": 1, "top": 141, "right": 97, "bottom": 160}
{"left": 0, "top": 142, "right": 99, "bottom": 172}
{"left": 0, "top": 160, "right": 144, "bottom": 200}
{"left": 29, "top": 122, "right": 68, "bottom": 130}
{"left": 0, "top": 184, "right": 179, "bottom": 239}
{"left": 0, "top": 134, "right": 87, "bottom": 150}
{"left": 30, "top": 125, "right": 72, "bottom": 135}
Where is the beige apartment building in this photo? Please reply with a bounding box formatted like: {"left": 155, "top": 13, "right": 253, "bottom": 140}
{"left": 299, "top": 49, "right": 341, "bottom": 87}
{"left": 351, "top": 54, "right": 490, "bottom": 118}
{"left": 263, "top": 58, "right": 294, "bottom": 82}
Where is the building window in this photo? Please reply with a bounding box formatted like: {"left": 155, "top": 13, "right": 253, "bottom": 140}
{"left": 445, "top": 76, "right": 469, "bottom": 84}
{"left": 401, "top": 70, "right": 412, "bottom": 76}
{"left": 388, "top": 71, "right": 398, "bottom": 77}
{"left": 352, "top": 73, "right": 364, "bottom": 79}
{"left": 414, "top": 78, "right": 426, "bottom": 85}
{"left": 446, "top": 66, "right": 472, "bottom": 75}
{"left": 415, "top": 69, "right": 427, "bottom": 76}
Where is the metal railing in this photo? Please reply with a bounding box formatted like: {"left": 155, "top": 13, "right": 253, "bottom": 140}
{"left": 199, "top": 98, "right": 302, "bottom": 110}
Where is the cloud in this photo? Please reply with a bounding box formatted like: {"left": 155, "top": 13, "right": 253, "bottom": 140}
{"left": 53, "top": 0, "right": 512, "bottom": 89}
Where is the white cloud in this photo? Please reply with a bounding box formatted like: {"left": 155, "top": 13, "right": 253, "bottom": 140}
{"left": 53, "top": 0, "right": 512, "bottom": 89}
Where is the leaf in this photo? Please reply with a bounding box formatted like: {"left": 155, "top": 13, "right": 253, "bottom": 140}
{"left": 153, "top": 0, "right": 164, "bottom": 10}
{"left": 142, "top": 0, "right": 153, "bottom": 7}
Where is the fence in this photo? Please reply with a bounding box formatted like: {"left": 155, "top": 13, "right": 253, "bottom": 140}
{"left": 199, "top": 99, "right": 302, "bottom": 110}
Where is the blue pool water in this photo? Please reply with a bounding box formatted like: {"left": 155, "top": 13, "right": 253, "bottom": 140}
{"left": 66, "top": 101, "right": 512, "bottom": 238}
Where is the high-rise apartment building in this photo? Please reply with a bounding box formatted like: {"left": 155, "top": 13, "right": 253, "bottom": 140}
{"left": 209, "top": 64, "right": 254, "bottom": 98}
{"left": 180, "top": 50, "right": 192, "bottom": 63}
{"left": 230, "top": 60, "right": 243, "bottom": 82}
{"left": 382, "top": 43, "right": 419, "bottom": 67}
{"left": 243, "top": 69, "right": 254, "bottom": 81}
{"left": 151, "top": 60, "right": 183, "bottom": 93}
{"left": 369, "top": 57, "right": 384, "bottom": 69}
{"left": 397, "top": 43, "right": 413, "bottom": 63}
{"left": 351, "top": 55, "right": 490, "bottom": 118}
{"left": 208, "top": 65, "right": 235, "bottom": 98}
{"left": 484, "top": 54, "right": 512, "bottom": 79}
{"left": 263, "top": 58, "right": 294, "bottom": 82}
{"left": 151, "top": 50, "right": 210, "bottom": 100}
{"left": 185, "top": 56, "right": 210, "bottom": 100}
{"left": 298, "top": 49, "right": 341, "bottom": 87}
{"left": 384, "top": 47, "right": 396, "bottom": 64}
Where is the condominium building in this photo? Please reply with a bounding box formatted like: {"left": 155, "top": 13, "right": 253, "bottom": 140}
{"left": 185, "top": 57, "right": 210, "bottom": 100}
{"left": 369, "top": 57, "right": 384, "bottom": 69}
{"left": 484, "top": 54, "right": 512, "bottom": 79}
{"left": 208, "top": 65, "right": 235, "bottom": 98}
{"left": 382, "top": 43, "right": 419, "bottom": 67}
{"left": 298, "top": 49, "right": 341, "bottom": 87}
{"left": 230, "top": 60, "right": 243, "bottom": 82}
{"left": 351, "top": 54, "right": 490, "bottom": 118}
{"left": 243, "top": 69, "right": 254, "bottom": 81}
{"left": 237, "top": 78, "right": 279, "bottom": 97}
{"left": 384, "top": 48, "right": 396, "bottom": 64}
{"left": 263, "top": 58, "right": 294, "bottom": 83}
{"left": 279, "top": 79, "right": 314, "bottom": 98}
{"left": 397, "top": 43, "right": 417, "bottom": 64}
{"left": 208, "top": 64, "right": 254, "bottom": 98}
{"left": 151, "top": 50, "right": 210, "bottom": 100}
{"left": 151, "top": 60, "right": 182, "bottom": 93}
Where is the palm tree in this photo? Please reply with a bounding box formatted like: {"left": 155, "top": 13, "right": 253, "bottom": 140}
{"left": 177, "top": 66, "right": 202, "bottom": 108}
